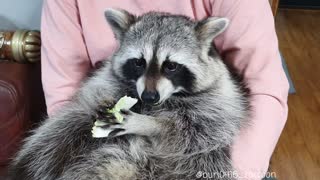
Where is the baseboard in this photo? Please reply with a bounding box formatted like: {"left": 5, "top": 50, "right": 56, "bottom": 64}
{"left": 279, "top": 5, "right": 320, "bottom": 9}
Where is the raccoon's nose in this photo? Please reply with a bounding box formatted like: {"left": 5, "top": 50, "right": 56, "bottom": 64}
{"left": 141, "top": 90, "right": 160, "bottom": 104}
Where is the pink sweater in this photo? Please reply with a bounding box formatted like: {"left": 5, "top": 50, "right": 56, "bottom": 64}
{"left": 41, "top": 0, "right": 289, "bottom": 179}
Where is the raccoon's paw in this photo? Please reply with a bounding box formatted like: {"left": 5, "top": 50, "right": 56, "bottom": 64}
{"left": 94, "top": 100, "right": 118, "bottom": 124}
{"left": 94, "top": 110, "right": 159, "bottom": 137}
{"left": 101, "top": 110, "right": 141, "bottom": 137}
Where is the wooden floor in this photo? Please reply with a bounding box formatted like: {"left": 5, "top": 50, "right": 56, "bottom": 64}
{"left": 270, "top": 9, "right": 320, "bottom": 180}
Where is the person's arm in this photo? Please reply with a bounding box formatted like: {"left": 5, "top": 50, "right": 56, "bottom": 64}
{"left": 210, "top": 0, "right": 289, "bottom": 179}
{"left": 41, "top": 0, "right": 91, "bottom": 116}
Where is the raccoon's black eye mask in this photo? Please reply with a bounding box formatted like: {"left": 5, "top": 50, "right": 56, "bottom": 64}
{"left": 122, "top": 58, "right": 146, "bottom": 80}
{"left": 134, "top": 58, "right": 145, "bottom": 67}
{"left": 122, "top": 57, "right": 195, "bottom": 94}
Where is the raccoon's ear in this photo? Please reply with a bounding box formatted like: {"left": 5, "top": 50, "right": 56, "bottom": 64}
{"left": 195, "top": 17, "right": 229, "bottom": 50}
{"left": 104, "top": 8, "right": 136, "bottom": 40}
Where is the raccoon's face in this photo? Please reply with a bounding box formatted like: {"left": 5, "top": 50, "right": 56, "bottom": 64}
{"left": 105, "top": 9, "right": 228, "bottom": 105}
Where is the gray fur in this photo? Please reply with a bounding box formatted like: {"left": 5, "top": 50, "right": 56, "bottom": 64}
{"left": 10, "top": 9, "right": 249, "bottom": 180}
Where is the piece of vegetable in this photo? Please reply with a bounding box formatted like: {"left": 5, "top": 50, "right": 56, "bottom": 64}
{"left": 94, "top": 120, "right": 108, "bottom": 127}
{"left": 108, "top": 96, "right": 138, "bottom": 123}
{"left": 92, "top": 126, "right": 113, "bottom": 138}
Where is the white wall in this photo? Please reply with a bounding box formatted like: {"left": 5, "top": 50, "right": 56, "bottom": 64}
{"left": 0, "top": 0, "right": 43, "bottom": 30}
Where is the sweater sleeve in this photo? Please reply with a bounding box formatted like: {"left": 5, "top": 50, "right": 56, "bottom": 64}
{"left": 210, "top": 0, "right": 289, "bottom": 179}
{"left": 41, "top": 0, "right": 91, "bottom": 115}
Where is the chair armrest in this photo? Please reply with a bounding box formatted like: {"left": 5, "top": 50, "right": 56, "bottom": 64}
{"left": 0, "top": 62, "right": 46, "bottom": 166}
{"left": 0, "top": 30, "right": 45, "bottom": 177}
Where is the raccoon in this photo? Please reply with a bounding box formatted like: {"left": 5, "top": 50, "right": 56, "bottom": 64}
{"left": 10, "top": 9, "right": 249, "bottom": 180}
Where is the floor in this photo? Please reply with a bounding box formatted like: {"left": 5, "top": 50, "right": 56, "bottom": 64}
{"left": 270, "top": 9, "right": 320, "bottom": 180}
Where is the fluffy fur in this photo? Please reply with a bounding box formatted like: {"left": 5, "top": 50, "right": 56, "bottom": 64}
{"left": 10, "top": 9, "right": 250, "bottom": 180}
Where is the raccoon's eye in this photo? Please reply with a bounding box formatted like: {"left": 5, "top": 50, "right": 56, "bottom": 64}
{"left": 163, "top": 62, "right": 180, "bottom": 73}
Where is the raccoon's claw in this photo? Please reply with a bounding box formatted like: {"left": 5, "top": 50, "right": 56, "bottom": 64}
{"left": 94, "top": 111, "right": 117, "bottom": 124}
{"left": 108, "top": 128, "right": 125, "bottom": 137}
{"left": 119, "top": 109, "right": 132, "bottom": 116}
{"left": 100, "top": 110, "right": 136, "bottom": 137}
